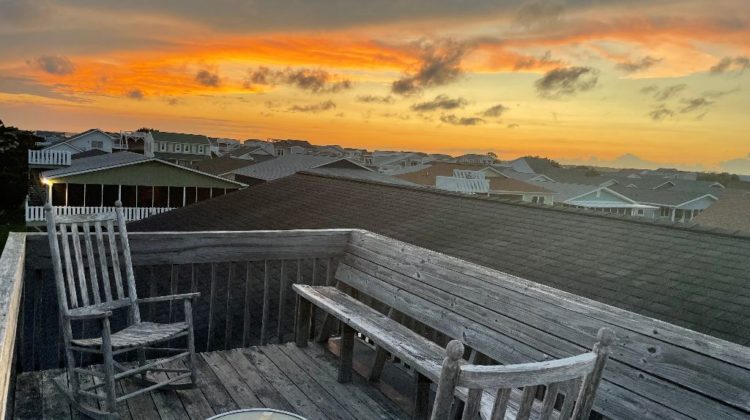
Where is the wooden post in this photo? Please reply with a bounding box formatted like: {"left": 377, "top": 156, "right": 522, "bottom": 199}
{"left": 101, "top": 317, "right": 117, "bottom": 414}
{"left": 431, "top": 340, "right": 464, "bottom": 420}
{"left": 184, "top": 298, "right": 197, "bottom": 385}
{"left": 414, "top": 373, "right": 431, "bottom": 419}
{"left": 294, "top": 295, "right": 311, "bottom": 348}
{"left": 572, "top": 328, "right": 615, "bottom": 420}
{"left": 260, "top": 259, "right": 271, "bottom": 345}
{"left": 462, "top": 351, "right": 491, "bottom": 419}
{"left": 338, "top": 324, "right": 355, "bottom": 383}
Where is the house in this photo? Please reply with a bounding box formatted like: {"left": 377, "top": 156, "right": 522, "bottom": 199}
{"left": 313, "top": 145, "right": 346, "bottom": 157}
{"left": 26, "top": 151, "right": 245, "bottom": 225}
{"left": 532, "top": 181, "right": 659, "bottom": 217}
{"left": 209, "top": 137, "right": 242, "bottom": 156}
{"left": 189, "top": 155, "right": 270, "bottom": 179}
{"left": 372, "top": 151, "right": 428, "bottom": 173}
{"left": 39, "top": 128, "right": 123, "bottom": 154}
{"left": 692, "top": 189, "right": 750, "bottom": 233}
{"left": 396, "top": 162, "right": 555, "bottom": 204}
{"left": 227, "top": 154, "right": 372, "bottom": 185}
{"left": 612, "top": 186, "right": 719, "bottom": 223}
{"left": 151, "top": 131, "right": 212, "bottom": 165}
{"left": 455, "top": 153, "right": 496, "bottom": 165}
{"left": 272, "top": 139, "right": 314, "bottom": 156}
{"left": 129, "top": 172, "right": 750, "bottom": 349}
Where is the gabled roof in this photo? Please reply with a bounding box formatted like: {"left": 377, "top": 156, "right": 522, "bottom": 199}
{"left": 44, "top": 128, "right": 114, "bottom": 151}
{"left": 151, "top": 131, "right": 210, "bottom": 145}
{"left": 229, "top": 155, "right": 369, "bottom": 181}
{"left": 42, "top": 151, "right": 246, "bottom": 186}
{"left": 612, "top": 186, "right": 719, "bottom": 207}
{"left": 395, "top": 162, "right": 550, "bottom": 194}
{"left": 189, "top": 155, "right": 261, "bottom": 176}
{"left": 129, "top": 173, "right": 750, "bottom": 346}
{"left": 692, "top": 189, "right": 750, "bottom": 234}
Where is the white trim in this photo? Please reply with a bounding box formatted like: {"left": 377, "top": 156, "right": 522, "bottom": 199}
{"left": 314, "top": 158, "right": 374, "bottom": 172}
{"left": 674, "top": 194, "right": 719, "bottom": 208}
{"left": 652, "top": 181, "right": 676, "bottom": 190}
{"left": 565, "top": 186, "right": 641, "bottom": 206}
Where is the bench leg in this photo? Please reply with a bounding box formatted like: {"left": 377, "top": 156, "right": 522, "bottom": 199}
{"left": 414, "top": 372, "right": 431, "bottom": 419}
{"left": 295, "top": 295, "right": 311, "bottom": 348}
{"left": 338, "top": 324, "right": 354, "bottom": 383}
{"left": 315, "top": 313, "right": 337, "bottom": 343}
{"left": 369, "top": 346, "right": 389, "bottom": 382}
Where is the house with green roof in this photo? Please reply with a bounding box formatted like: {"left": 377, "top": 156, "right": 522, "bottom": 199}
{"left": 150, "top": 130, "right": 212, "bottom": 165}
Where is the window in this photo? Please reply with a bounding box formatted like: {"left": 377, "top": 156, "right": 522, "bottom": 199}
{"left": 660, "top": 207, "right": 670, "bottom": 217}
{"left": 175, "top": 144, "right": 182, "bottom": 152}
{"left": 67, "top": 184, "right": 85, "bottom": 206}
{"left": 137, "top": 186, "right": 153, "bottom": 207}
{"left": 196, "top": 187, "right": 211, "bottom": 202}
{"left": 169, "top": 187, "right": 184, "bottom": 207}
{"left": 159, "top": 142, "right": 167, "bottom": 152}
{"left": 85, "top": 184, "right": 102, "bottom": 206}
{"left": 103, "top": 185, "right": 119, "bottom": 206}
{"left": 531, "top": 197, "right": 539, "bottom": 204}
{"left": 121, "top": 186, "right": 137, "bottom": 207}
{"left": 153, "top": 186, "right": 169, "bottom": 207}
{"left": 636, "top": 209, "right": 645, "bottom": 216}
{"left": 51, "top": 184, "right": 67, "bottom": 206}
{"left": 91, "top": 140, "right": 104, "bottom": 150}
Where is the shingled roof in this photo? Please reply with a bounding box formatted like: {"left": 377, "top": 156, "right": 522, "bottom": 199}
{"left": 130, "top": 173, "right": 750, "bottom": 345}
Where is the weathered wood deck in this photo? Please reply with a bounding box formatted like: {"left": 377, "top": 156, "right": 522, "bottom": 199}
{"left": 13, "top": 342, "right": 409, "bottom": 419}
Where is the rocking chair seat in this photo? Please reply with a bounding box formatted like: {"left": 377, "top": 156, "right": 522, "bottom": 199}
{"left": 72, "top": 321, "right": 188, "bottom": 348}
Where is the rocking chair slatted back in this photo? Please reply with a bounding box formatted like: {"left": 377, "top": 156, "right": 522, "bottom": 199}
{"left": 45, "top": 202, "right": 141, "bottom": 322}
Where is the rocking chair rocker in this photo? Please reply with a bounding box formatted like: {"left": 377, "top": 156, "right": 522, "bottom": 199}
{"left": 45, "top": 201, "right": 199, "bottom": 419}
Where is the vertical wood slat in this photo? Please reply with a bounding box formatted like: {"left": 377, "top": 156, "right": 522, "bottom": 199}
{"left": 540, "top": 383, "right": 560, "bottom": 420}
{"left": 242, "top": 262, "right": 252, "bottom": 348}
{"left": 276, "top": 260, "right": 288, "bottom": 342}
{"left": 207, "top": 263, "right": 217, "bottom": 351}
{"left": 558, "top": 378, "right": 581, "bottom": 420}
{"left": 58, "top": 224, "right": 79, "bottom": 308}
{"left": 81, "top": 222, "right": 101, "bottom": 305}
{"left": 309, "top": 258, "right": 318, "bottom": 340}
{"left": 224, "top": 262, "right": 233, "bottom": 350}
{"left": 260, "top": 259, "right": 271, "bottom": 345}
{"left": 69, "top": 223, "right": 90, "bottom": 306}
{"left": 94, "top": 222, "right": 113, "bottom": 302}
{"left": 105, "top": 220, "right": 124, "bottom": 299}
{"left": 516, "top": 385, "right": 538, "bottom": 420}
{"left": 490, "top": 388, "right": 512, "bottom": 420}
{"left": 169, "top": 264, "right": 178, "bottom": 323}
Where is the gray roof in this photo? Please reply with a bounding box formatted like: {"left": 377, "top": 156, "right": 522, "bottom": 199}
{"left": 230, "top": 155, "right": 365, "bottom": 181}
{"left": 130, "top": 173, "right": 750, "bottom": 346}
{"left": 529, "top": 181, "right": 600, "bottom": 202}
{"left": 612, "top": 186, "right": 717, "bottom": 207}
{"left": 304, "top": 167, "right": 417, "bottom": 186}
{"left": 153, "top": 151, "right": 210, "bottom": 161}
{"left": 151, "top": 131, "right": 210, "bottom": 145}
{"left": 43, "top": 151, "right": 149, "bottom": 178}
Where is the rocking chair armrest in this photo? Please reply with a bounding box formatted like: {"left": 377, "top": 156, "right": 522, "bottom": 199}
{"left": 66, "top": 308, "right": 113, "bottom": 320}
{"left": 136, "top": 292, "right": 200, "bottom": 304}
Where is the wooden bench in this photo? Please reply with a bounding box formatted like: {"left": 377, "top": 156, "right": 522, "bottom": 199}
{"left": 293, "top": 230, "right": 750, "bottom": 420}
{"left": 294, "top": 284, "right": 611, "bottom": 419}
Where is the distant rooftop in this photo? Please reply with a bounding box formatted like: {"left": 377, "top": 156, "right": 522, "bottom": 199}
{"left": 230, "top": 155, "right": 367, "bottom": 181}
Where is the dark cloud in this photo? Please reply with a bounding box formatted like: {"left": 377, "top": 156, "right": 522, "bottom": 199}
{"left": 440, "top": 114, "right": 485, "bottom": 126}
{"left": 125, "top": 89, "right": 144, "bottom": 100}
{"left": 29, "top": 55, "right": 75, "bottom": 75}
{"left": 679, "top": 97, "right": 714, "bottom": 114}
{"left": 196, "top": 70, "right": 221, "bottom": 87}
{"left": 514, "top": 50, "right": 559, "bottom": 70}
{"left": 410, "top": 95, "right": 467, "bottom": 112}
{"left": 709, "top": 56, "right": 750, "bottom": 74}
{"left": 391, "top": 39, "right": 469, "bottom": 95}
{"left": 244, "top": 67, "right": 352, "bottom": 93}
{"left": 703, "top": 87, "right": 741, "bottom": 98}
{"left": 515, "top": 0, "right": 565, "bottom": 28}
{"left": 507, "top": 123, "right": 520, "bottom": 129}
{"left": 288, "top": 100, "right": 336, "bottom": 113}
{"left": 615, "top": 56, "right": 662, "bottom": 73}
{"left": 0, "top": 75, "right": 85, "bottom": 102}
{"left": 535, "top": 66, "right": 598, "bottom": 99}
{"left": 481, "top": 104, "right": 509, "bottom": 118}
{"left": 648, "top": 105, "right": 674, "bottom": 122}
{"left": 641, "top": 84, "right": 687, "bottom": 101}
{"left": 356, "top": 94, "right": 394, "bottom": 104}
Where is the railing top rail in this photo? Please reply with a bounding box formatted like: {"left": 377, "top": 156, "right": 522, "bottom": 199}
{"left": 0, "top": 233, "right": 26, "bottom": 418}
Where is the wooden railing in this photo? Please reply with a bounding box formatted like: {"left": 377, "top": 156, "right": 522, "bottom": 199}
{"left": 19, "top": 229, "right": 351, "bottom": 371}
{"left": 28, "top": 149, "right": 71, "bottom": 167}
{"left": 25, "top": 204, "right": 175, "bottom": 223}
{"left": 0, "top": 233, "right": 26, "bottom": 419}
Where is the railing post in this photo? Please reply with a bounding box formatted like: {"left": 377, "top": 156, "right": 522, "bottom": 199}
{"left": 431, "top": 340, "right": 464, "bottom": 420}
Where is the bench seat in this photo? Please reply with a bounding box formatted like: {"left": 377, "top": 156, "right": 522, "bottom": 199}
{"left": 293, "top": 284, "right": 559, "bottom": 420}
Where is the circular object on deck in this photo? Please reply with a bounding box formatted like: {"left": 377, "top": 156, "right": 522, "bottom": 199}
{"left": 207, "top": 408, "right": 307, "bottom": 420}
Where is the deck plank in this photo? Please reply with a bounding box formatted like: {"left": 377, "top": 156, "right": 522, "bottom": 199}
{"left": 16, "top": 343, "right": 410, "bottom": 420}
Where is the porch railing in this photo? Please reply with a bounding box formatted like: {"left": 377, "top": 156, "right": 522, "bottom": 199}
{"left": 25, "top": 204, "right": 175, "bottom": 223}
{"left": 28, "top": 150, "right": 71, "bottom": 167}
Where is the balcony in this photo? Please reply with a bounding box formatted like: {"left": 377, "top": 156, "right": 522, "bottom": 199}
{"left": 28, "top": 150, "right": 71, "bottom": 167}
{"left": 25, "top": 203, "right": 175, "bottom": 224}
{"left": 0, "top": 230, "right": 747, "bottom": 419}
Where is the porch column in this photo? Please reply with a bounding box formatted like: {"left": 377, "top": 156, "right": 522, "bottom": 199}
{"left": 671, "top": 208, "right": 676, "bottom": 222}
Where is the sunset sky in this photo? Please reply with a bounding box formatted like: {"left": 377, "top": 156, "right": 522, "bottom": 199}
{"left": 1, "top": 0, "right": 749, "bottom": 172}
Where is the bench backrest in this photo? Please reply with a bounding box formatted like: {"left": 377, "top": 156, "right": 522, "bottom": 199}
{"left": 337, "top": 230, "right": 750, "bottom": 420}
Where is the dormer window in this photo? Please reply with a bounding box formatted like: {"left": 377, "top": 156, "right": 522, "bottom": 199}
{"left": 175, "top": 144, "right": 182, "bottom": 152}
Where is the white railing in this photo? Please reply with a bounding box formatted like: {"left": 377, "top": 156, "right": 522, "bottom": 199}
{"left": 28, "top": 150, "right": 71, "bottom": 166}
{"left": 25, "top": 204, "right": 174, "bottom": 223}
{"left": 436, "top": 176, "right": 490, "bottom": 194}
{"left": 453, "top": 169, "right": 486, "bottom": 179}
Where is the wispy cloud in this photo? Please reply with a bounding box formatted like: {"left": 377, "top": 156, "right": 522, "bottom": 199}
{"left": 514, "top": 0, "right": 565, "bottom": 29}
{"left": 481, "top": 104, "right": 509, "bottom": 118}
{"left": 28, "top": 55, "right": 75, "bottom": 75}
{"left": 440, "top": 114, "right": 485, "bottom": 126}
{"left": 641, "top": 84, "right": 687, "bottom": 101}
{"left": 125, "top": 89, "right": 144, "bottom": 100}
{"left": 709, "top": 56, "right": 750, "bottom": 74}
{"left": 535, "top": 66, "right": 598, "bottom": 99}
{"left": 288, "top": 100, "right": 336, "bottom": 113}
{"left": 410, "top": 95, "right": 467, "bottom": 112}
{"left": 648, "top": 105, "right": 675, "bottom": 121}
{"left": 196, "top": 69, "right": 221, "bottom": 87}
{"left": 245, "top": 67, "right": 352, "bottom": 93}
{"left": 392, "top": 39, "right": 468, "bottom": 95}
{"left": 356, "top": 94, "right": 394, "bottom": 104}
{"left": 615, "top": 56, "right": 662, "bottom": 73}
{"left": 679, "top": 97, "right": 713, "bottom": 114}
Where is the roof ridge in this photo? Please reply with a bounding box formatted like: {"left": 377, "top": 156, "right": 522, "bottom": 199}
{"left": 296, "top": 171, "right": 750, "bottom": 241}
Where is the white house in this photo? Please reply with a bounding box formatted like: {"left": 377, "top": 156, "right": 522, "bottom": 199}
{"left": 151, "top": 131, "right": 212, "bottom": 166}
{"left": 42, "top": 129, "right": 122, "bottom": 154}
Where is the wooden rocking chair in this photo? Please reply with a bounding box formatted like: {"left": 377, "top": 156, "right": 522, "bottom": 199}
{"left": 45, "top": 201, "right": 199, "bottom": 419}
